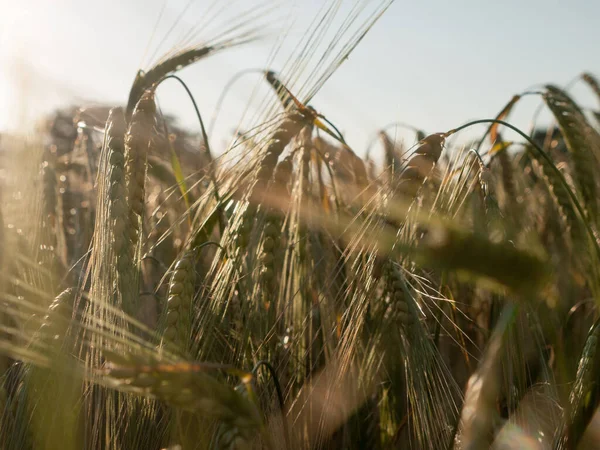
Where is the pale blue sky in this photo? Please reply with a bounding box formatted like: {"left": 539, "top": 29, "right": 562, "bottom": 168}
{"left": 1, "top": 0, "right": 599, "bottom": 153}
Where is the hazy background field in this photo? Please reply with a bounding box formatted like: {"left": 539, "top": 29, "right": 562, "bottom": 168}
{"left": 2, "top": 0, "right": 599, "bottom": 149}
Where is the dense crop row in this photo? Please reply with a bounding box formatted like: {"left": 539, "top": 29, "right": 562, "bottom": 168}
{"left": 1, "top": 2, "right": 600, "bottom": 449}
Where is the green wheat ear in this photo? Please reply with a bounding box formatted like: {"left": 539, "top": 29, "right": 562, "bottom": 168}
{"left": 457, "top": 304, "right": 518, "bottom": 450}
{"left": 413, "top": 223, "right": 550, "bottom": 298}
{"left": 162, "top": 250, "right": 197, "bottom": 357}
{"left": 555, "top": 320, "right": 600, "bottom": 449}
{"left": 543, "top": 85, "right": 600, "bottom": 222}
{"left": 582, "top": 73, "right": 600, "bottom": 105}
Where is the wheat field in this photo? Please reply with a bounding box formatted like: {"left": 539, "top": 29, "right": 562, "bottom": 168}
{"left": 1, "top": 1, "right": 600, "bottom": 449}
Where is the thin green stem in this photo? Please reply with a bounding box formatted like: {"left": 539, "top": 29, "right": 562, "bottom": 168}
{"left": 474, "top": 91, "right": 543, "bottom": 154}
{"left": 156, "top": 74, "right": 226, "bottom": 233}
{"left": 315, "top": 112, "right": 347, "bottom": 144}
{"left": 157, "top": 75, "right": 215, "bottom": 168}
{"left": 208, "top": 68, "right": 267, "bottom": 137}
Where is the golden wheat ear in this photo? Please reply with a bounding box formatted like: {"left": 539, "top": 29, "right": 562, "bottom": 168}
{"left": 126, "top": 15, "right": 267, "bottom": 120}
